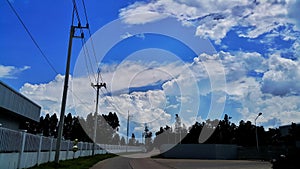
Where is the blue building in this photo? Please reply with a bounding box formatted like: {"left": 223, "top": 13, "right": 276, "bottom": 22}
{"left": 0, "top": 81, "right": 41, "bottom": 130}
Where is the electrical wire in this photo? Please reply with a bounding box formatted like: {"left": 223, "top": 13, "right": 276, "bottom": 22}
{"left": 81, "top": 33, "right": 97, "bottom": 81}
{"left": 6, "top": 0, "right": 58, "bottom": 75}
{"left": 7, "top": 0, "right": 103, "bottom": 118}
{"left": 81, "top": 39, "right": 96, "bottom": 84}
{"left": 100, "top": 88, "right": 124, "bottom": 114}
{"left": 81, "top": 0, "right": 104, "bottom": 82}
{"left": 72, "top": 0, "right": 81, "bottom": 26}
{"left": 72, "top": 0, "right": 124, "bottom": 116}
{"left": 71, "top": 0, "right": 97, "bottom": 83}
{"left": 69, "top": 88, "right": 94, "bottom": 113}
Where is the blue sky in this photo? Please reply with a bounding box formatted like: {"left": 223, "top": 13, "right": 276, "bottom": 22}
{"left": 1, "top": 0, "right": 300, "bottom": 139}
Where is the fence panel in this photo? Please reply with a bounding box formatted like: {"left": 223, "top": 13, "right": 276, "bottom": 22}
{"left": 0, "top": 128, "right": 22, "bottom": 152}
{"left": 0, "top": 127, "right": 144, "bottom": 169}
{"left": 60, "top": 140, "right": 69, "bottom": 151}
{"left": 24, "top": 133, "right": 40, "bottom": 152}
{"left": 41, "top": 137, "right": 52, "bottom": 151}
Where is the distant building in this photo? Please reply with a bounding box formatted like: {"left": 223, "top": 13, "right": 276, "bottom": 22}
{"left": 279, "top": 124, "right": 291, "bottom": 137}
{"left": 279, "top": 123, "right": 300, "bottom": 137}
{"left": 279, "top": 123, "right": 300, "bottom": 148}
{"left": 0, "top": 81, "right": 41, "bottom": 130}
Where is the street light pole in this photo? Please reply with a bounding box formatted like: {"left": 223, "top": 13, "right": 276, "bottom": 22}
{"left": 255, "top": 112, "right": 262, "bottom": 152}
{"left": 126, "top": 110, "right": 130, "bottom": 152}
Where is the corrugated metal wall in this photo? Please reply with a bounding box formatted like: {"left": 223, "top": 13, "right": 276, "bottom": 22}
{"left": 0, "top": 81, "right": 40, "bottom": 122}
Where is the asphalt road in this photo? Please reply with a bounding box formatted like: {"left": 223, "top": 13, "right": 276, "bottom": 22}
{"left": 90, "top": 156, "right": 272, "bottom": 169}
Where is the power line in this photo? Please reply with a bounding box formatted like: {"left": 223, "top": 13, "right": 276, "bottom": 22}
{"left": 81, "top": 33, "right": 97, "bottom": 81}
{"left": 99, "top": 88, "right": 123, "bottom": 114}
{"left": 81, "top": 0, "right": 103, "bottom": 82}
{"left": 72, "top": 0, "right": 98, "bottom": 83}
{"left": 81, "top": 37, "right": 97, "bottom": 83}
{"left": 68, "top": 88, "right": 94, "bottom": 113}
{"left": 81, "top": 0, "right": 89, "bottom": 25}
{"left": 72, "top": 0, "right": 82, "bottom": 25}
{"left": 73, "top": 0, "right": 123, "bottom": 120}
{"left": 6, "top": 0, "right": 58, "bottom": 74}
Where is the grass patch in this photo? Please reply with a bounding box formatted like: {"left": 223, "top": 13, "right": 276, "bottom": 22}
{"left": 28, "top": 154, "right": 117, "bottom": 169}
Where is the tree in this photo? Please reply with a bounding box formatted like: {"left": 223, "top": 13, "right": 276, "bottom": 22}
{"left": 42, "top": 114, "right": 50, "bottom": 137}
{"left": 49, "top": 113, "right": 58, "bottom": 137}
{"left": 236, "top": 120, "right": 256, "bottom": 146}
{"left": 182, "top": 122, "right": 202, "bottom": 144}
{"left": 102, "top": 112, "right": 120, "bottom": 130}
{"left": 144, "top": 124, "right": 153, "bottom": 151}
{"left": 129, "top": 133, "right": 136, "bottom": 145}
{"left": 74, "top": 112, "right": 119, "bottom": 144}
{"left": 71, "top": 116, "right": 91, "bottom": 142}
{"left": 218, "top": 114, "right": 233, "bottom": 144}
{"left": 63, "top": 113, "right": 73, "bottom": 140}
{"left": 120, "top": 136, "right": 126, "bottom": 145}
{"left": 154, "top": 126, "right": 172, "bottom": 148}
{"left": 174, "top": 114, "right": 182, "bottom": 143}
{"left": 111, "top": 133, "right": 120, "bottom": 145}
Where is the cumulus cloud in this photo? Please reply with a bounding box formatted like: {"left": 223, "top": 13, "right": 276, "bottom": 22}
{"left": 287, "top": 0, "right": 300, "bottom": 30}
{"left": 192, "top": 51, "right": 266, "bottom": 83}
{"left": 119, "top": 0, "right": 294, "bottom": 44}
{"left": 0, "top": 65, "right": 30, "bottom": 79}
{"left": 262, "top": 53, "right": 300, "bottom": 96}
{"left": 233, "top": 81, "right": 300, "bottom": 127}
{"left": 20, "top": 49, "right": 300, "bottom": 132}
{"left": 20, "top": 74, "right": 76, "bottom": 117}
{"left": 193, "top": 51, "right": 300, "bottom": 126}
{"left": 72, "top": 60, "right": 200, "bottom": 132}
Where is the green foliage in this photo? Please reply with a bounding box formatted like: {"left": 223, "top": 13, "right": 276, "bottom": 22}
{"left": 120, "top": 136, "right": 126, "bottom": 145}
{"left": 153, "top": 114, "right": 285, "bottom": 148}
{"left": 82, "top": 112, "right": 120, "bottom": 144}
{"left": 21, "top": 111, "right": 120, "bottom": 143}
{"left": 28, "top": 154, "right": 117, "bottom": 169}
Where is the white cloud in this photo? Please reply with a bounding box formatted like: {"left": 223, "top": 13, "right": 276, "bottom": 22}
{"left": 223, "top": 74, "right": 300, "bottom": 126}
{"left": 193, "top": 51, "right": 266, "bottom": 83}
{"left": 262, "top": 53, "right": 300, "bottom": 96}
{"left": 19, "top": 49, "right": 300, "bottom": 133}
{"left": 119, "top": 0, "right": 294, "bottom": 43}
{"left": 194, "top": 51, "right": 300, "bottom": 126}
{"left": 102, "top": 61, "right": 186, "bottom": 95}
{"left": 119, "top": 1, "right": 168, "bottom": 24}
{"left": 72, "top": 60, "right": 199, "bottom": 132}
{"left": 195, "top": 14, "right": 237, "bottom": 44}
{"left": 120, "top": 32, "right": 133, "bottom": 39}
{"left": 287, "top": 0, "right": 300, "bottom": 30}
{"left": 20, "top": 74, "right": 77, "bottom": 117}
{"left": 0, "top": 65, "right": 30, "bottom": 79}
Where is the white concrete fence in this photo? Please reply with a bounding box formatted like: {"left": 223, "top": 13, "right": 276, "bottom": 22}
{"left": 0, "top": 127, "right": 143, "bottom": 169}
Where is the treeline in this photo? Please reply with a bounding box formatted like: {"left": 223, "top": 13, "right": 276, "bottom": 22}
{"left": 153, "top": 114, "right": 300, "bottom": 148}
{"left": 21, "top": 112, "right": 124, "bottom": 144}
{"left": 21, "top": 112, "right": 300, "bottom": 148}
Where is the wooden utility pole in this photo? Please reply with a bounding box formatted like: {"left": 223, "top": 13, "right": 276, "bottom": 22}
{"left": 91, "top": 70, "right": 106, "bottom": 156}
{"left": 54, "top": 23, "right": 88, "bottom": 164}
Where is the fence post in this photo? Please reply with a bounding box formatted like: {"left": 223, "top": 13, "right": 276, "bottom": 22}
{"left": 80, "top": 141, "right": 83, "bottom": 157}
{"left": 49, "top": 137, "right": 53, "bottom": 162}
{"left": 18, "top": 130, "right": 27, "bottom": 169}
{"left": 95, "top": 144, "right": 98, "bottom": 155}
{"left": 90, "top": 143, "right": 92, "bottom": 156}
{"left": 85, "top": 142, "right": 88, "bottom": 156}
{"left": 66, "top": 140, "right": 70, "bottom": 159}
{"left": 37, "top": 134, "right": 43, "bottom": 166}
